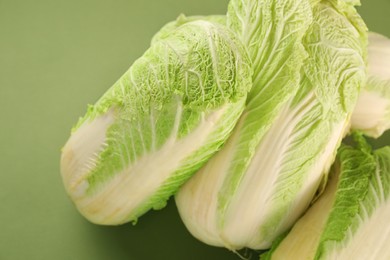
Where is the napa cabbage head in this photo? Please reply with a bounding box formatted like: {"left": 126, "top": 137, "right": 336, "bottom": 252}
{"left": 262, "top": 133, "right": 390, "bottom": 260}
{"left": 176, "top": 0, "right": 367, "bottom": 250}
{"left": 351, "top": 32, "right": 390, "bottom": 138}
{"left": 60, "top": 20, "right": 252, "bottom": 225}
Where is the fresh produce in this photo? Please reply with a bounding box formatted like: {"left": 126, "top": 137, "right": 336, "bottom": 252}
{"left": 60, "top": 0, "right": 390, "bottom": 257}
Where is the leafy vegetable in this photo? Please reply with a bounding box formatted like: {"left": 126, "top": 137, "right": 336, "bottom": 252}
{"left": 60, "top": 21, "right": 252, "bottom": 225}
{"left": 351, "top": 32, "right": 390, "bottom": 138}
{"left": 60, "top": 0, "right": 390, "bottom": 257}
{"left": 175, "top": 0, "right": 367, "bottom": 250}
{"left": 262, "top": 134, "right": 390, "bottom": 260}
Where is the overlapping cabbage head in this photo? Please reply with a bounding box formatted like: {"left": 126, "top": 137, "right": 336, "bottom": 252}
{"left": 61, "top": 21, "right": 252, "bottom": 225}
{"left": 262, "top": 134, "right": 390, "bottom": 259}
{"left": 351, "top": 32, "right": 390, "bottom": 137}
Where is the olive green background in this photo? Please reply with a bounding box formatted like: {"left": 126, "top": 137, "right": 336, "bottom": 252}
{"left": 0, "top": 0, "right": 389, "bottom": 259}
